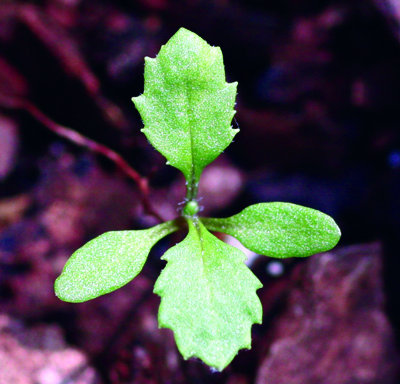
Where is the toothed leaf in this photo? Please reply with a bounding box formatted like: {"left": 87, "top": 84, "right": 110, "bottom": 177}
{"left": 55, "top": 221, "right": 179, "bottom": 302}
{"left": 154, "top": 219, "right": 262, "bottom": 371}
{"left": 202, "top": 202, "right": 341, "bottom": 258}
{"left": 132, "top": 28, "right": 238, "bottom": 192}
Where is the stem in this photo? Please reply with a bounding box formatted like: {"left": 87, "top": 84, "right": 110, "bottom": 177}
{"left": 183, "top": 171, "right": 200, "bottom": 218}
{"left": 185, "top": 174, "right": 199, "bottom": 202}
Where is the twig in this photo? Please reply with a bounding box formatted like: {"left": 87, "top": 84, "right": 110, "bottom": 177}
{"left": 0, "top": 94, "right": 164, "bottom": 223}
{"left": 16, "top": 4, "right": 129, "bottom": 130}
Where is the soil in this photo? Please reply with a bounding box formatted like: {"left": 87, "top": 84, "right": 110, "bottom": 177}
{"left": 1, "top": 0, "right": 400, "bottom": 383}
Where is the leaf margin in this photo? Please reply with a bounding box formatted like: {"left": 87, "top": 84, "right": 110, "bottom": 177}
{"left": 132, "top": 27, "right": 239, "bottom": 199}
{"left": 201, "top": 202, "right": 341, "bottom": 258}
{"left": 154, "top": 218, "right": 263, "bottom": 371}
{"left": 55, "top": 220, "right": 180, "bottom": 303}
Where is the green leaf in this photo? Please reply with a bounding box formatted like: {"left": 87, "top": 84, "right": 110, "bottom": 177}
{"left": 55, "top": 220, "right": 179, "bottom": 303}
{"left": 201, "top": 202, "right": 341, "bottom": 258}
{"left": 154, "top": 218, "right": 262, "bottom": 371}
{"left": 132, "top": 28, "right": 238, "bottom": 199}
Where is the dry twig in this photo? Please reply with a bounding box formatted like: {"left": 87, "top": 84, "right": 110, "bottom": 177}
{"left": 0, "top": 93, "right": 164, "bottom": 223}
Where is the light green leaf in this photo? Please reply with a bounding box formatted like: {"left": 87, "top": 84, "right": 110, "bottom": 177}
{"left": 55, "top": 220, "right": 179, "bottom": 303}
{"left": 132, "top": 28, "right": 238, "bottom": 199}
{"left": 154, "top": 219, "right": 262, "bottom": 371}
{"left": 201, "top": 202, "right": 341, "bottom": 258}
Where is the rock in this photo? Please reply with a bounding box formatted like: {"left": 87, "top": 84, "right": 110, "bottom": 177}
{"left": 0, "top": 114, "right": 18, "bottom": 180}
{"left": 256, "top": 243, "right": 400, "bottom": 384}
{"left": 0, "top": 314, "right": 100, "bottom": 384}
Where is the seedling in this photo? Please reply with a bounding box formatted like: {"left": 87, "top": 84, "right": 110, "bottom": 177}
{"left": 55, "top": 28, "right": 341, "bottom": 371}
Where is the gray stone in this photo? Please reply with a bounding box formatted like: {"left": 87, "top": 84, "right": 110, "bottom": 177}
{"left": 256, "top": 243, "right": 400, "bottom": 384}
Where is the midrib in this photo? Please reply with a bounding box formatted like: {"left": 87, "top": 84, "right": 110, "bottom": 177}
{"left": 184, "top": 80, "right": 197, "bottom": 200}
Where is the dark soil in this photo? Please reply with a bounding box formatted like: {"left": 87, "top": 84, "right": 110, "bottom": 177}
{"left": 1, "top": 0, "right": 400, "bottom": 383}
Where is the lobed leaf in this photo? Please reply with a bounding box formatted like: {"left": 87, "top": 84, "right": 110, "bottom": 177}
{"left": 201, "top": 202, "right": 341, "bottom": 258}
{"left": 132, "top": 28, "right": 238, "bottom": 197}
{"left": 55, "top": 220, "right": 179, "bottom": 303}
{"left": 154, "top": 219, "right": 262, "bottom": 371}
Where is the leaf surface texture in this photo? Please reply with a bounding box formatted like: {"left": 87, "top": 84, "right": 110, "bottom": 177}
{"left": 55, "top": 221, "right": 179, "bottom": 302}
{"left": 132, "top": 28, "right": 238, "bottom": 192}
{"left": 154, "top": 219, "right": 262, "bottom": 371}
{"left": 202, "top": 202, "right": 341, "bottom": 258}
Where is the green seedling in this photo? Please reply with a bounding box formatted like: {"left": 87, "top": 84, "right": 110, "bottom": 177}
{"left": 55, "top": 28, "right": 341, "bottom": 371}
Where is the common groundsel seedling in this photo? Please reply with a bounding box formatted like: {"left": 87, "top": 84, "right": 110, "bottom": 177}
{"left": 55, "top": 28, "right": 341, "bottom": 371}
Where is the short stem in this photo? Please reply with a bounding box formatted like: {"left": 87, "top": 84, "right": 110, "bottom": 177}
{"left": 185, "top": 174, "right": 199, "bottom": 202}
{"left": 184, "top": 173, "right": 200, "bottom": 217}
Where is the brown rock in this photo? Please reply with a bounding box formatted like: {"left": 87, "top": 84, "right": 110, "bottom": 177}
{"left": 0, "top": 315, "right": 100, "bottom": 384}
{"left": 256, "top": 243, "right": 400, "bottom": 384}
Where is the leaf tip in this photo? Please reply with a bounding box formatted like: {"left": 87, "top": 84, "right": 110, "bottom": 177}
{"left": 54, "top": 275, "right": 78, "bottom": 303}
{"left": 174, "top": 27, "right": 199, "bottom": 39}
{"left": 230, "top": 80, "right": 238, "bottom": 87}
{"left": 131, "top": 95, "right": 144, "bottom": 108}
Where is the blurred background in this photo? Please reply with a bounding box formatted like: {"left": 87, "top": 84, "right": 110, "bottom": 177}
{"left": 1, "top": 0, "right": 400, "bottom": 383}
